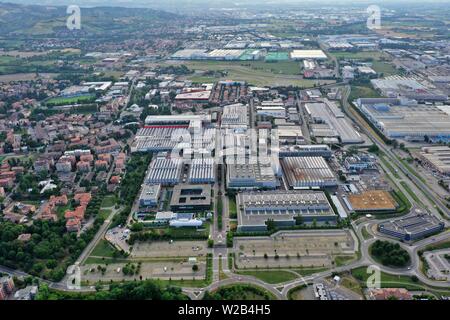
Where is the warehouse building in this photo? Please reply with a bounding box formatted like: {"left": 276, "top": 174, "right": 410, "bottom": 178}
{"left": 276, "top": 126, "right": 305, "bottom": 145}
{"left": 371, "top": 76, "right": 448, "bottom": 102}
{"left": 378, "top": 214, "right": 445, "bottom": 241}
{"left": 221, "top": 103, "right": 249, "bottom": 130}
{"left": 237, "top": 190, "right": 337, "bottom": 232}
{"left": 227, "top": 161, "right": 279, "bottom": 189}
{"left": 189, "top": 158, "right": 215, "bottom": 184}
{"left": 170, "top": 184, "right": 212, "bottom": 212}
{"left": 290, "top": 50, "right": 327, "bottom": 60}
{"left": 132, "top": 127, "right": 189, "bottom": 152}
{"left": 145, "top": 114, "right": 211, "bottom": 128}
{"left": 419, "top": 146, "right": 450, "bottom": 175}
{"left": 171, "top": 49, "right": 208, "bottom": 60}
{"left": 146, "top": 158, "right": 182, "bottom": 186}
{"left": 281, "top": 156, "right": 337, "bottom": 189}
{"left": 207, "top": 49, "right": 245, "bottom": 60}
{"left": 139, "top": 184, "right": 162, "bottom": 208}
{"left": 174, "top": 91, "right": 211, "bottom": 106}
{"left": 356, "top": 98, "right": 450, "bottom": 142}
{"left": 278, "top": 145, "right": 332, "bottom": 159}
{"left": 305, "top": 100, "right": 363, "bottom": 144}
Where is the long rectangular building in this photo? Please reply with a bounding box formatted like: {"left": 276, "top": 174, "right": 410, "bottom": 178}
{"left": 227, "top": 162, "right": 278, "bottom": 189}
{"left": 146, "top": 158, "right": 182, "bottom": 186}
{"left": 278, "top": 145, "right": 332, "bottom": 159}
{"left": 281, "top": 156, "right": 337, "bottom": 189}
{"left": 378, "top": 214, "right": 445, "bottom": 241}
{"left": 419, "top": 146, "right": 450, "bottom": 175}
{"left": 356, "top": 98, "right": 450, "bottom": 142}
{"left": 305, "top": 100, "right": 363, "bottom": 144}
{"left": 189, "top": 158, "right": 215, "bottom": 184}
{"left": 237, "top": 190, "right": 336, "bottom": 232}
{"left": 221, "top": 103, "right": 249, "bottom": 130}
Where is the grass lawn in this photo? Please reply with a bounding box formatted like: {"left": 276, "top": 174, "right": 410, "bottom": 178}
{"left": 287, "top": 284, "right": 308, "bottom": 300}
{"left": 371, "top": 60, "right": 399, "bottom": 76}
{"left": 90, "top": 239, "right": 117, "bottom": 258}
{"left": 101, "top": 195, "right": 117, "bottom": 208}
{"left": 362, "top": 226, "right": 373, "bottom": 240}
{"left": 209, "top": 284, "right": 277, "bottom": 300}
{"left": 351, "top": 267, "right": 448, "bottom": 293}
{"left": 236, "top": 270, "right": 298, "bottom": 284}
{"left": 180, "top": 60, "right": 327, "bottom": 87}
{"left": 98, "top": 209, "right": 112, "bottom": 220}
{"left": 334, "top": 255, "right": 356, "bottom": 267}
{"left": 379, "top": 154, "right": 400, "bottom": 179}
{"left": 228, "top": 196, "right": 237, "bottom": 219}
{"left": 400, "top": 181, "right": 422, "bottom": 205}
{"left": 339, "top": 275, "right": 364, "bottom": 296}
{"left": 349, "top": 85, "right": 382, "bottom": 102}
{"left": 45, "top": 94, "right": 95, "bottom": 106}
{"left": 293, "top": 267, "right": 328, "bottom": 277}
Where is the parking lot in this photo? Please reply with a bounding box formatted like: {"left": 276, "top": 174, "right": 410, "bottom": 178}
{"left": 131, "top": 240, "right": 208, "bottom": 258}
{"left": 234, "top": 230, "right": 357, "bottom": 269}
{"left": 81, "top": 259, "right": 206, "bottom": 283}
{"left": 424, "top": 249, "right": 450, "bottom": 281}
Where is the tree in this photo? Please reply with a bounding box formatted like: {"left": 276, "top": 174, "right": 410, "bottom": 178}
{"left": 192, "top": 264, "right": 199, "bottom": 272}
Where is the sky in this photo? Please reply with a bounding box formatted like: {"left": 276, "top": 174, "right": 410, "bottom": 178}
{"left": 3, "top": 0, "right": 450, "bottom": 7}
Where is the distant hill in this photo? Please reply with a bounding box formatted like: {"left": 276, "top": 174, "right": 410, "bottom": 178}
{"left": 0, "top": 2, "right": 180, "bottom": 36}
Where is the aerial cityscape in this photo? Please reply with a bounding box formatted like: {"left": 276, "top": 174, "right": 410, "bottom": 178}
{"left": 0, "top": 0, "right": 449, "bottom": 308}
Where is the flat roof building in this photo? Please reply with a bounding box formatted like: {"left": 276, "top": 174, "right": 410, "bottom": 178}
{"left": 237, "top": 190, "right": 336, "bottom": 232}
{"left": 356, "top": 98, "right": 450, "bottom": 142}
{"left": 227, "top": 161, "right": 279, "bottom": 190}
{"left": 281, "top": 157, "right": 337, "bottom": 189}
{"left": 146, "top": 158, "right": 182, "bottom": 186}
{"left": 278, "top": 145, "right": 332, "bottom": 159}
{"left": 170, "top": 184, "right": 212, "bottom": 212}
{"left": 139, "top": 184, "right": 162, "bottom": 208}
{"left": 189, "top": 158, "right": 215, "bottom": 184}
{"left": 305, "top": 100, "right": 363, "bottom": 144}
{"left": 378, "top": 214, "right": 445, "bottom": 241}
{"left": 221, "top": 103, "right": 249, "bottom": 130}
{"left": 290, "top": 50, "right": 328, "bottom": 60}
{"left": 419, "top": 146, "right": 450, "bottom": 175}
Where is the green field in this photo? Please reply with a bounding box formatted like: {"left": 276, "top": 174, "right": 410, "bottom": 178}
{"left": 349, "top": 85, "right": 382, "bottom": 102}
{"left": 236, "top": 270, "right": 298, "bottom": 284}
{"left": 293, "top": 267, "right": 328, "bottom": 276}
{"left": 371, "top": 60, "right": 399, "bottom": 76}
{"left": 205, "top": 284, "right": 277, "bottom": 300}
{"left": 101, "top": 195, "right": 117, "bottom": 208}
{"left": 90, "top": 239, "right": 118, "bottom": 258}
{"left": 98, "top": 209, "right": 112, "bottom": 220}
{"left": 362, "top": 226, "right": 373, "bottom": 240}
{"left": 351, "top": 267, "right": 450, "bottom": 295}
{"left": 334, "top": 255, "right": 356, "bottom": 267}
{"left": 180, "top": 60, "right": 328, "bottom": 87}
{"left": 45, "top": 94, "right": 95, "bottom": 106}
{"left": 228, "top": 196, "right": 237, "bottom": 219}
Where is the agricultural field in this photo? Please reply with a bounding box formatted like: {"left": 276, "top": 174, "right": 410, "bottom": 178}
{"left": 166, "top": 60, "right": 331, "bottom": 87}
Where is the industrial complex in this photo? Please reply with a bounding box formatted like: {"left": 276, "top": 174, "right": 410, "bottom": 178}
{"left": 236, "top": 190, "right": 337, "bottom": 232}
